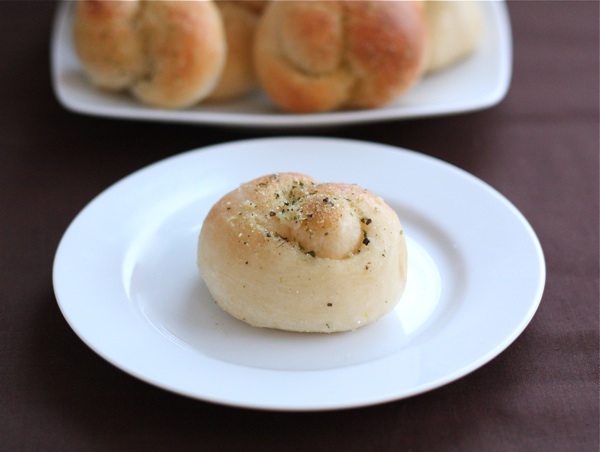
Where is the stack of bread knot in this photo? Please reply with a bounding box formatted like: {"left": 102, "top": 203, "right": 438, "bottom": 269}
{"left": 73, "top": 0, "right": 483, "bottom": 112}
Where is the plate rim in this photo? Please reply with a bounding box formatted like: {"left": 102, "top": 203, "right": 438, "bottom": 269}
{"left": 50, "top": 1, "right": 513, "bottom": 128}
{"left": 52, "top": 137, "right": 545, "bottom": 411}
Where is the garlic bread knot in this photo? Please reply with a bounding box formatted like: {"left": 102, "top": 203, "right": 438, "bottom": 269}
{"left": 197, "top": 172, "right": 408, "bottom": 333}
{"left": 73, "top": 0, "right": 226, "bottom": 109}
{"left": 253, "top": 0, "right": 429, "bottom": 113}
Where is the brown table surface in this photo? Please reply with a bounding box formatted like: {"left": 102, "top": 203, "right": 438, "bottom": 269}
{"left": 1, "top": 1, "right": 598, "bottom": 450}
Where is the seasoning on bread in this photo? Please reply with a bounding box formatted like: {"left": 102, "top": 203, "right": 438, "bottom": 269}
{"left": 197, "top": 173, "right": 408, "bottom": 333}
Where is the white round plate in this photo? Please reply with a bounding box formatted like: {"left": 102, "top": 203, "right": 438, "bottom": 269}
{"left": 53, "top": 137, "right": 545, "bottom": 411}
{"left": 51, "top": 1, "right": 512, "bottom": 128}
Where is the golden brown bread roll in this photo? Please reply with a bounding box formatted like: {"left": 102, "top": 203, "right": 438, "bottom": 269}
{"left": 72, "top": 0, "right": 145, "bottom": 90}
{"left": 73, "top": 0, "right": 226, "bottom": 109}
{"left": 423, "top": 0, "right": 483, "bottom": 73}
{"left": 252, "top": 0, "right": 429, "bottom": 113}
{"left": 208, "top": 1, "right": 262, "bottom": 101}
{"left": 197, "top": 173, "right": 408, "bottom": 333}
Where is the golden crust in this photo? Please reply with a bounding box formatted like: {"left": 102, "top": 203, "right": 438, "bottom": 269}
{"left": 253, "top": 0, "right": 428, "bottom": 113}
{"left": 132, "top": 1, "right": 226, "bottom": 109}
{"left": 197, "top": 173, "right": 408, "bottom": 333}
{"left": 73, "top": 0, "right": 226, "bottom": 109}
{"left": 344, "top": 0, "right": 429, "bottom": 108}
{"left": 73, "top": 0, "right": 145, "bottom": 90}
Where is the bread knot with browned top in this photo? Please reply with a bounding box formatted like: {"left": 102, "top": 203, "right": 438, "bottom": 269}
{"left": 197, "top": 173, "right": 408, "bottom": 333}
{"left": 252, "top": 0, "right": 429, "bottom": 113}
{"left": 73, "top": 0, "right": 226, "bottom": 109}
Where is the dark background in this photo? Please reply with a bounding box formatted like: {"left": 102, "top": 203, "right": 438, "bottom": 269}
{"left": 1, "top": 1, "right": 598, "bottom": 450}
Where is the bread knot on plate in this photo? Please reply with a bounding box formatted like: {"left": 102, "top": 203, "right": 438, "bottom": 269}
{"left": 253, "top": 0, "right": 429, "bottom": 113}
{"left": 197, "top": 173, "right": 408, "bottom": 333}
{"left": 71, "top": 0, "right": 485, "bottom": 112}
{"left": 73, "top": 0, "right": 227, "bottom": 109}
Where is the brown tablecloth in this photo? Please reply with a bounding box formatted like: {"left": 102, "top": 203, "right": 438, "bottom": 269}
{"left": 1, "top": 1, "right": 598, "bottom": 450}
